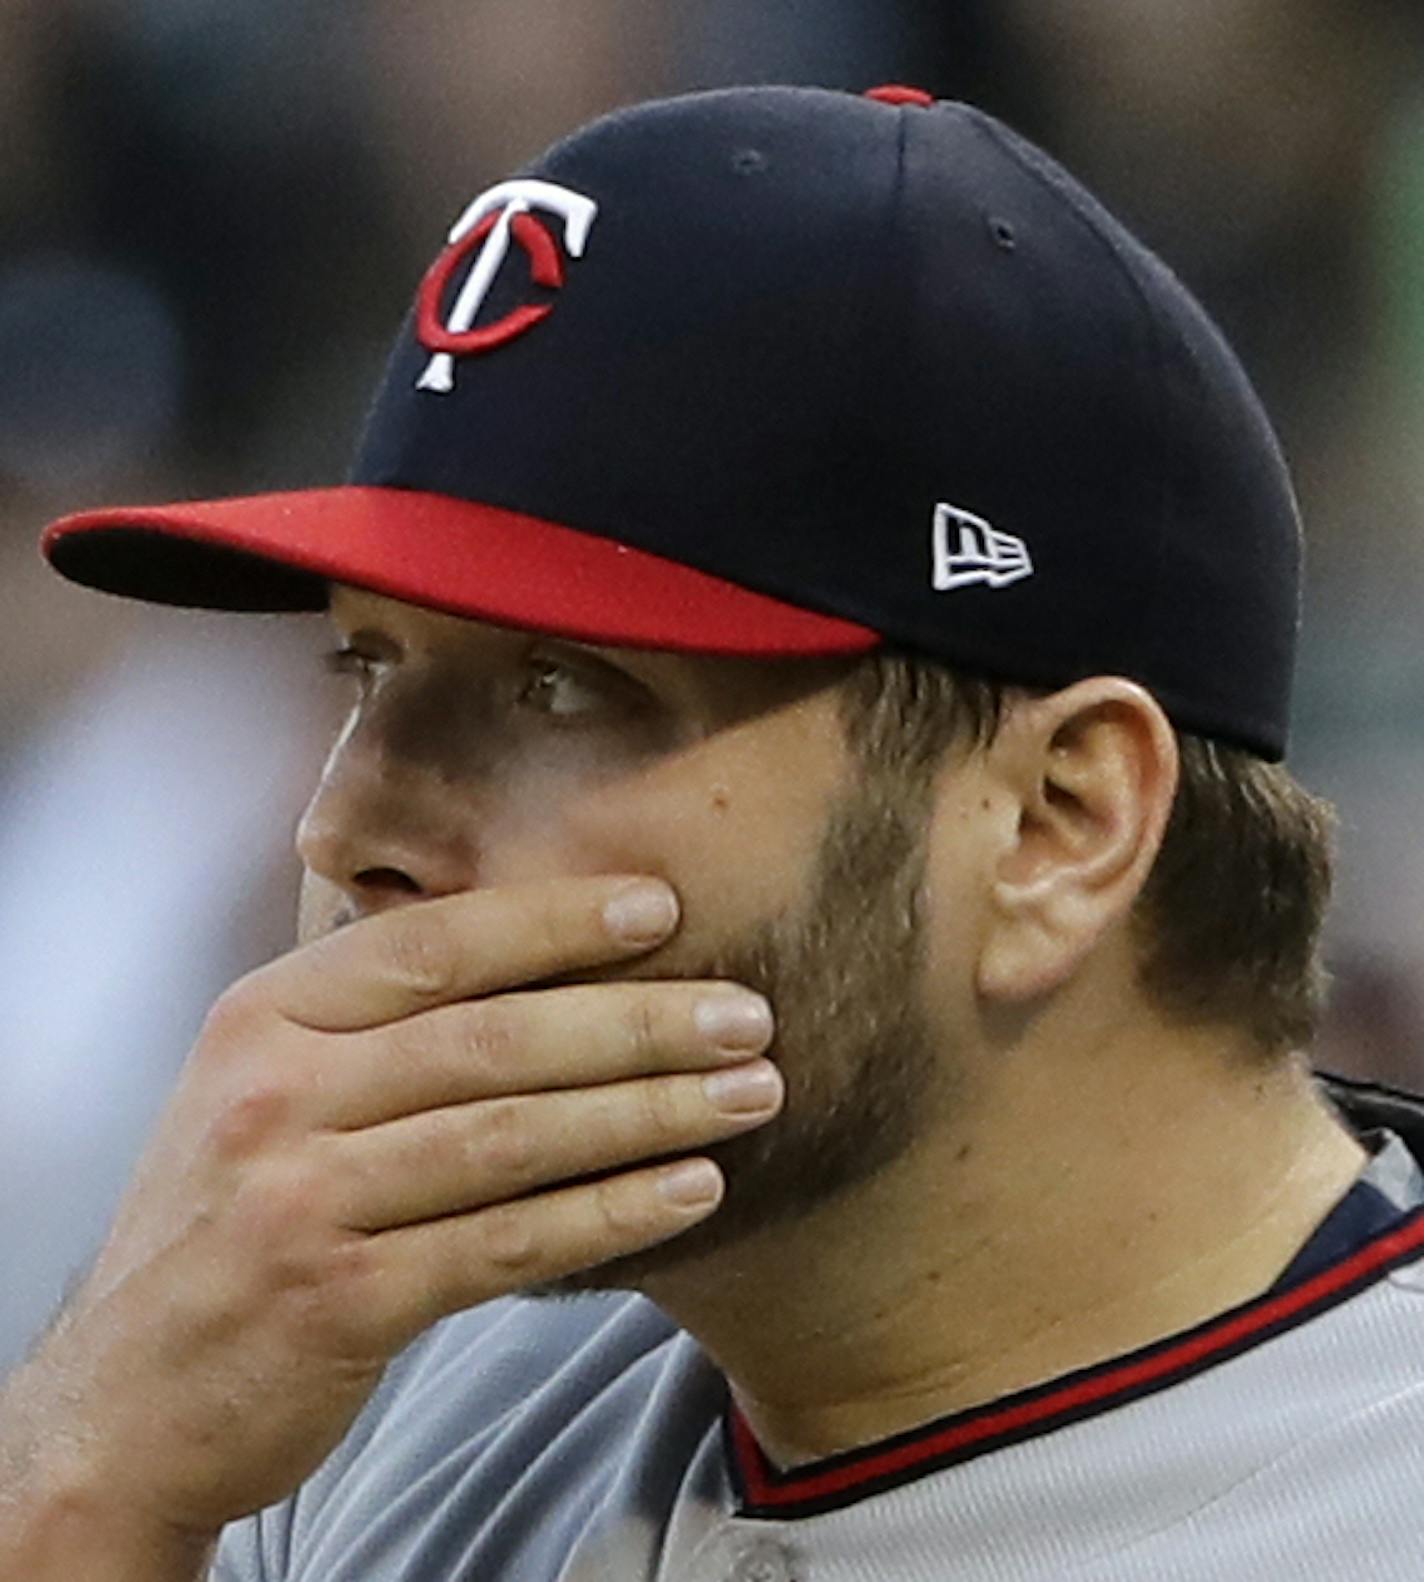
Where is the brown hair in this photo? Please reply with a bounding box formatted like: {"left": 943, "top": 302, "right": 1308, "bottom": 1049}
{"left": 837, "top": 652, "right": 1334, "bottom": 1051}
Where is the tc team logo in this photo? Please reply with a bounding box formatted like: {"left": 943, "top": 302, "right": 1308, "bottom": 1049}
{"left": 415, "top": 179, "right": 600, "bottom": 393}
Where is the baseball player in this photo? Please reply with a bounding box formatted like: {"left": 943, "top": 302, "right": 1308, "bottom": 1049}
{"left": 6, "top": 84, "right": 1424, "bottom": 1580}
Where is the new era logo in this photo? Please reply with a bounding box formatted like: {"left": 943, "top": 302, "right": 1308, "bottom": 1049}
{"left": 931, "top": 503, "right": 1033, "bottom": 592}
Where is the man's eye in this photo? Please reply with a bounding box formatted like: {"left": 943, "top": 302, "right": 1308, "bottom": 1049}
{"left": 517, "top": 656, "right": 611, "bottom": 718}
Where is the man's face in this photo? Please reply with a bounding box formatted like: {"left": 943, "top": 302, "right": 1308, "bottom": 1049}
{"left": 297, "top": 587, "right": 950, "bottom": 1284}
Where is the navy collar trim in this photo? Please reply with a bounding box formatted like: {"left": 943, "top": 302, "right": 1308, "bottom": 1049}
{"left": 726, "top": 1203, "right": 1424, "bottom": 1520}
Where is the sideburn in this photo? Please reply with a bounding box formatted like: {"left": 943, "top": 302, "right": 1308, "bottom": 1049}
{"left": 544, "top": 758, "right": 942, "bottom": 1294}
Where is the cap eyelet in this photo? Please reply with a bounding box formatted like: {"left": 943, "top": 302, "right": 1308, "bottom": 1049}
{"left": 989, "top": 217, "right": 1018, "bottom": 251}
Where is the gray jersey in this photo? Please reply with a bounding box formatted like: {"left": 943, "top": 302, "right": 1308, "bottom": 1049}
{"left": 212, "top": 1130, "right": 1424, "bottom": 1581}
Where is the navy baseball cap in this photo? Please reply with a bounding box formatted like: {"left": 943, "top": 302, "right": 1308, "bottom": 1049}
{"left": 42, "top": 84, "right": 1302, "bottom": 758}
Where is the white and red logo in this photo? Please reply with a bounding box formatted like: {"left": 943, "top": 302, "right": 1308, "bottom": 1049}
{"left": 415, "top": 179, "right": 600, "bottom": 393}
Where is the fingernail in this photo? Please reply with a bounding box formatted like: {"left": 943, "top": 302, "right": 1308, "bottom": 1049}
{"left": 703, "top": 1059, "right": 783, "bottom": 1115}
{"left": 695, "top": 992, "right": 774, "bottom": 1053}
{"left": 658, "top": 1159, "right": 723, "bottom": 1207}
{"left": 603, "top": 882, "right": 679, "bottom": 944}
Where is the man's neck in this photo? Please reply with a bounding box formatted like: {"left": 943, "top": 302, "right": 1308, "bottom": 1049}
{"left": 642, "top": 1029, "right": 1365, "bottom": 1470}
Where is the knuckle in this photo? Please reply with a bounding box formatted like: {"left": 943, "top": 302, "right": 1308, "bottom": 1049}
{"left": 455, "top": 1001, "right": 520, "bottom": 1081}
{"left": 237, "top": 1159, "right": 330, "bottom": 1247}
{"left": 380, "top": 1000, "right": 517, "bottom": 1085}
{"left": 304, "top": 1232, "right": 375, "bottom": 1296}
{"left": 622, "top": 993, "right": 662, "bottom": 1065}
{"left": 260, "top": 1234, "right": 324, "bottom": 1298}
{"left": 207, "top": 1077, "right": 295, "bottom": 1160}
{"left": 278, "top": 1238, "right": 378, "bottom": 1351}
{"left": 379, "top": 912, "right": 458, "bottom": 1001}
{"left": 636, "top": 1076, "right": 685, "bottom": 1140}
{"left": 474, "top": 1201, "right": 540, "bottom": 1276}
{"left": 592, "top": 1173, "right": 651, "bottom": 1241}
{"left": 469, "top": 1099, "right": 539, "bottom": 1187}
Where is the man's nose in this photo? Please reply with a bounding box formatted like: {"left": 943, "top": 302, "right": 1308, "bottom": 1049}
{"left": 296, "top": 768, "right": 475, "bottom": 918}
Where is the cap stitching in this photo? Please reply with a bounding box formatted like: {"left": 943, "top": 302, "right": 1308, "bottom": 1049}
{"left": 878, "top": 102, "right": 915, "bottom": 602}
{"left": 959, "top": 109, "right": 1175, "bottom": 698}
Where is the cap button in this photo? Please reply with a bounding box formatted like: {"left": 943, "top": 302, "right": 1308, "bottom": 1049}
{"left": 864, "top": 84, "right": 935, "bottom": 107}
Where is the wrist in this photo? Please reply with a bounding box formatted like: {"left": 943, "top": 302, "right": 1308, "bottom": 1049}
{"left": 0, "top": 1377, "right": 216, "bottom": 1582}
{"left": 0, "top": 1464, "right": 216, "bottom": 1582}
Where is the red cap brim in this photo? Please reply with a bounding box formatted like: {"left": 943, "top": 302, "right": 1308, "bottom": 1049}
{"left": 42, "top": 485, "right": 880, "bottom": 656}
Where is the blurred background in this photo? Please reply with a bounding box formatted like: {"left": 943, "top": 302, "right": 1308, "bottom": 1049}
{"left": 3, "top": 0, "right": 1424, "bottom": 1367}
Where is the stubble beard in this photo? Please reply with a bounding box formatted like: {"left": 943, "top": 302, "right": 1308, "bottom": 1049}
{"left": 538, "top": 767, "right": 940, "bottom": 1296}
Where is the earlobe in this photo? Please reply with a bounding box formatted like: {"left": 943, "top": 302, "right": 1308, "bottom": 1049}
{"left": 976, "top": 681, "right": 1178, "bottom": 1004}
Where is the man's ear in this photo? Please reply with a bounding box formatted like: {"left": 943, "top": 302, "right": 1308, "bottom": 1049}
{"left": 975, "top": 679, "right": 1179, "bottom": 1003}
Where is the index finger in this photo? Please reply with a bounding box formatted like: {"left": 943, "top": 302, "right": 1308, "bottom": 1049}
{"left": 259, "top": 876, "right": 679, "bottom": 1032}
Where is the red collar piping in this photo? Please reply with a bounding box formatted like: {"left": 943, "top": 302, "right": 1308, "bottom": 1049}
{"left": 726, "top": 1205, "right": 1424, "bottom": 1519}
